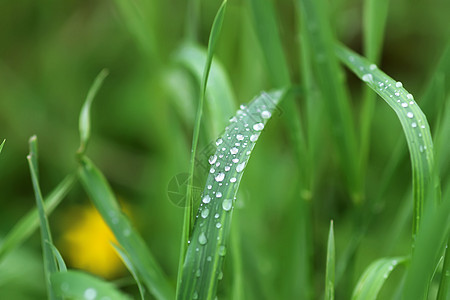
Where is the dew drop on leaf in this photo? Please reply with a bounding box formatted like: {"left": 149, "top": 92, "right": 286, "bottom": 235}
{"left": 222, "top": 199, "right": 232, "bottom": 211}
{"left": 198, "top": 232, "right": 207, "bottom": 245}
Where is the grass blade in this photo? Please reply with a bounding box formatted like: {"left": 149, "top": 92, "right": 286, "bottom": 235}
{"left": 325, "top": 220, "right": 335, "bottom": 300}
{"left": 0, "top": 139, "right": 5, "bottom": 153}
{"left": 178, "top": 90, "right": 284, "bottom": 299}
{"left": 351, "top": 257, "right": 406, "bottom": 300}
{"left": 51, "top": 270, "right": 131, "bottom": 300}
{"left": 178, "top": 1, "right": 228, "bottom": 296}
{"left": 336, "top": 44, "right": 438, "bottom": 236}
{"left": 27, "top": 135, "right": 60, "bottom": 300}
{"left": 298, "top": 0, "right": 360, "bottom": 203}
{"left": 437, "top": 237, "right": 450, "bottom": 300}
{"left": 111, "top": 243, "right": 146, "bottom": 300}
{"left": 47, "top": 242, "right": 67, "bottom": 272}
{"left": 77, "top": 69, "right": 109, "bottom": 156}
{"left": 78, "top": 157, "right": 174, "bottom": 300}
{"left": 0, "top": 174, "right": 75, "bottom": 262}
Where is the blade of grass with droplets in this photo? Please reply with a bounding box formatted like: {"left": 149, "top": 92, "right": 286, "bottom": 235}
{"left": 325, "top": 220, "right": 335, "bottom": 300}
{"left": 27, "top": 136, "right": 60, "bottom": 300}
{"left": 178, "top": 90, "right": 284, "bottom": 299}
{"left": 51, "top": 270, "right": 131, "bottom": 300}
{"left": 111, "top": 244, "right": 145, "bottom": 300}
{"left": 351, "top": 257, "right": 407, "bottom": 300}
{"left": 0, "top": 174, "right": 75, "bottom": 262}
{"left": 336, "top": 44, "right": 438, "bottom": 236}
{"left": 298, "top": 0, "right": 360, "bottom": 203}
{"left": 77, "top": 69, "right": 108, "bottom": 156}
{"left": 78, "top": 157, "right": 174, "bottom": 300}
{"left": 178, "top": 1, "right": 227, "bottom": 297}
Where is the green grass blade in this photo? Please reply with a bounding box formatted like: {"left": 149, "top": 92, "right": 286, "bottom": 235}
{"left": 78, "top": 157, "right": 174, "bottom": 300}
{"left": 325, "top": 220, "right": 335, "bottom": 300}
{"left": 77, "top": 69, "right": 109, "bottom": 156}
{"left": 27, "top": 135, "right": 60, "bottom": 300}
{"left": 351, "top": 257, "right": 407, "bottom": 300}
{"left": 437, "top": 237, "right": 450, "bottom": 300}
{"left": 47, "top": 242, "right": 67, "bottom": 272}
{"left": 0, "top": 174, "right": 75, "bottom": 262}
{"left": 111, "top": 243, "right": 145, "bottom": 300}
{"left": 0, "top": 139, "right": 5, "bottom": 153}
{"left": 336, "top": 44, "right": 438, "bottom": 236}
{"left": 51, "top": 270, "right": 131, "bottom": 300}
{"left": 178, "top": 90, "right": 284, "bottom": 299}
{"left": 178, "top": 1, "right": 228, "bottom": 297}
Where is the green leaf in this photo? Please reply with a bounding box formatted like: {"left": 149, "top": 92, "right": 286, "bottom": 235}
{"left": 0, "top": 175, "right": 75, "bottom": 262}
{"left": 325, "top": 220, "right": 335, "bottom": 300}
{"left": 111, "top": 243, "right": 146, "bottom": 300}
{"left": 178, "top": 90, "right": 284, "bottom": 300}
{"left": 78, "top": 157, "right": 174, "bottom": 300}
{"left": 352, "top": 257, "right": 407, "bottom": 300}
{"left": 51, "top": 270, "right": 131, "bottom": 300}
{"left": 27, "top": 135, "right": 60, "bottom": 300}
{"left": 336, "top": 44, "right": 439, "bottom": 236}
{"left": 78, "top": 69, "right": 109, "bottom": 156}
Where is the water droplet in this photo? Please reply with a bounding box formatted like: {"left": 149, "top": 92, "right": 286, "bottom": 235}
{"left": 236, "top": 134, "right": 244, "bottom": 141}
{"left": 84, "top": 288, "right": 97, "bottom": 300}
{"left": 198, "top": 232, "right": 207, "bottom": 245}
{"left": 369, "top": 64, "right": 377, "bottom": 70}
{"left": 218, "top": 245, "right": 227, "bottom": 256}
{"left": 412, "top": 122, "right": 417, "bottom": 128}
{"left": 222, "top": 199, "right": 232, "bottom": 211}
{"left": 209, "top": 168, "right": 215, "bottom": 174}
{"left": 123, "top": 228, "right": 131, "bottom": 237}
{"left": 419, "top": 145, "right": 424, "bottom": 153}
{"left": 196, "top": 269, "right": 201, "bottom": 277}
{"left": 261, "top": 111, "right": 271, "bottom": 119}
{"left": 230, "top": 177, "right": 237, "bottom": 183}
{"left": 61, "top": 282, "right": 69, "bottom": 292}
{"left": 401, "top": 102, "right": 408, "bottom": 108}
{"left": 209, "top": 155, "right": 217, "bottom": 165}
{"left": 362, "top": 73, "right": 373, "bottom": 83}
{"left": 215, "top": 213, "right": 220, "bottom": 219}
{"left": 216, "top": 192, "right": 222, "bottom": 198}
{"left": 193, "top": 292, "right": 199, "bottom": 299}
{"left": 250, "top": 134, "right": 259, "bottom": 142}
{"left": 395, "top": 92, "right": 400, "bottom": 97}
{"left": 207, "top": 256, "right": 212, "bottom": 261}
{"left": 236, "top": 162, "right": 246, "bottom": 173}
{"left": 232, "top": 158, "right": 239, "bottom": 163}
{"left": 216, "top": 138, "right": 223, "bottom": 146}
{"left": 253, "top": 123, "right": 264, "bottom": 131}
{"left": 224, "top": 166, "right": 231, "bottom": 171}
{"left": 218, "top": 271, "right": 224, "bottom": 280}
{"left": 421, "top": 125, "right": 425, "bottom": 129}
{"left": 207, "top": 185, "right": 212, "bottom": 190}
{"left": 240, "top": 104, "right": 247, "bottom": 110}
{"left": 216, "top": 222, "right": 222, "bottom": 229}
{"left": 407, "top": 112, "right": 414, "bottom": 118}
{"left": 396, "top": 81, "right": 403, "bottom": 88}
{"left": 407, "top": 94, "right": 414, "bottom": 100}
{"left": 229, "top": 116, "right": 237, "bottom": 123}
{"left": 202, "top": 195, "right": 211, "bottom": 204}
{"left": 215, "top": 173, "right": 225, "bottom": 182}
{"left": 201, "top": 208, "right": 209, "bottom": 218}
{"left": 230, "top": 147, "right": 238, "bottom": 155}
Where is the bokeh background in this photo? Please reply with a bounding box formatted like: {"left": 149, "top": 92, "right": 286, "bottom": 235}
{"left": 1, "top": 0, "right": 450, "bottom": 299}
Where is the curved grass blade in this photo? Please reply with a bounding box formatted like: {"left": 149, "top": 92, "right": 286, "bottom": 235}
{"left": 47, "top": 242, "right": 67, "bottom": 272}
{"left": 351, "top": 257, "right": 407, "bottom": 300}
{"left": 51, "top": 270, "right": 131, "bottom": 300}
{"left": 437, "top": 237, "right": 450, "bottom": 300}
{"left": 298, "top": 0, "right": 360, "bottom": 203}
{"left": 78, "top": 157, "right": 174, "bottom": 300}
{"left": 336, "top": 44, "right": 439, "bottom": 236}
{"left": 27, "top": 135, "right": 60, "bottom": 300}
{"left": 178, "top": 1, "right": 228, "bottom": 297}
{"left": 0, "top": 174, "right": 75, "bottom": 262}
{"left": 77, "top": 69, "right": 109, "bottom": 156}
{"left": 178, "top": 90, "right": 284, "bottom": 299}
{"left": 325, "top": 220, "right": 335, "bottom": 300}
{"left": 111, "top": 243, "right": 146, "bottom": 300}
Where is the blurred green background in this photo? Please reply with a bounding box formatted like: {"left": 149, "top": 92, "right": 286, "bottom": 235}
{"left": 1, "top": 0, "right": 450, "bottom": 299}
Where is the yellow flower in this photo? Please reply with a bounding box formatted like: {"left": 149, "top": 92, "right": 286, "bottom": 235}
{"left": 59, "top": 205, "right": 125, "bottom": 279}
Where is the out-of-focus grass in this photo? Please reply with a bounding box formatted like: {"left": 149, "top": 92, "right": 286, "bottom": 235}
{"left": 1, "top": 0, "right": 450, "bottom": 299}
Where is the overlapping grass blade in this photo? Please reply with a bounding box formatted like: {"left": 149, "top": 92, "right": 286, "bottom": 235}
{"left": 78, "top": 157, "right": 174, "bottom": 300}
{"left": 178, "top": 1, "right": 228, "bottom": 297}
{"left": 51, "top": 270, "right": 131, "bottom": 300}
{"left": 27, "top": 136, "right": 60, "bottom": 300}
{"left": 112, "top": 243, "right": 145, "bottom": 300}
{"left": 336, "top": 44, "right": 438, "bottom": 236}
{"left": 0, "top": 174, "right": 75, "bottom": 262}
{"left": 47, "top": 242, "right": 67, "bottom": 272}
{"left": 351, "top": 257, "right": 406, "bottom": 300}
{"left": 77, "top": 69, "right": 109, "bottom": 156}
{"left": 325, "top": 220, "right": 335, "bottom": 300}
{"left": 298, "top": 0, "right": 360, "bottom": 203}
{"left": 178, "top": 90, "right": 284, "bottom": 299}
{"left": 437, "top": 237, "right": 450, "bottom": 299}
